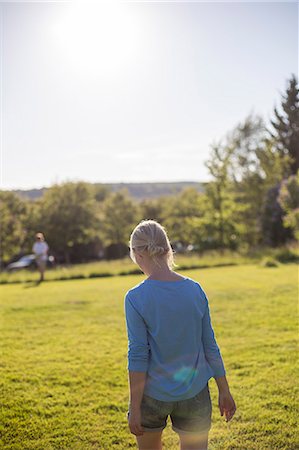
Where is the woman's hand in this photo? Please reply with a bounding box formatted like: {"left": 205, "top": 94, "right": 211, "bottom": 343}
{"left": 128, "top": 407, "right": 144, "bottom": 436}
{"left": 218, "top": 391, "right": 236, "bottom": 422}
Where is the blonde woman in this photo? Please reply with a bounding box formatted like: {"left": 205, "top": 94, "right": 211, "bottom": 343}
{"left": 125, "top": 220, "right": 236, "bottom": 450}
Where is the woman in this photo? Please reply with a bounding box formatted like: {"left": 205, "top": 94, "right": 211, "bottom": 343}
{"left": 124, "top": 220, "right": 236, "bottom": 450}
{"left": 32, "top": 232, "right": 49, "bottom": 282}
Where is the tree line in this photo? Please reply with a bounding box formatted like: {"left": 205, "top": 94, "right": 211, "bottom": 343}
{"left": 1, "top": 75, "right": 298, "bottom": 265}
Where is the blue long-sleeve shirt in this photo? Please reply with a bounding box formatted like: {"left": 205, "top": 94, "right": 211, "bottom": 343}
{"left": 125, "top": 276, "right": 226, "bottom": 401}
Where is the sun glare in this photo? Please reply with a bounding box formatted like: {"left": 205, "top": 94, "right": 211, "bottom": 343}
{"left": 49, "top": 3, "right": 142, "bottom": 78}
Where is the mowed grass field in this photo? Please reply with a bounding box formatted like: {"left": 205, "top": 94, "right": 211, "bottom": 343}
{"left": 0, "top": 252, "right": 251, "bottom": 284}
{"left": 0, "top": 264, "right": 298, "bottom": 449}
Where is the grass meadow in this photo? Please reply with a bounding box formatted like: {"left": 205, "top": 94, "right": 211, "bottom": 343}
{"left": 0, "top": 264, "right": 298, "bottom": 449}
{"left": 0, "top": 252, "right": 251, "bottom": 285}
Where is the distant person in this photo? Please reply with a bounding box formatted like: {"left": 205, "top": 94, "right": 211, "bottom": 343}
{"left": 125, "top": 220, "right": 236, "bottom": 450}
{"left": 32, "top": 232, "right": 49, "bottom": 282}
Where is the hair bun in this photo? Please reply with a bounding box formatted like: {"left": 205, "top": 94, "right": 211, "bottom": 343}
{"left": 147, "top": 242, "right": 166, "bottom": 256}
{"left": 129, "top": 219, "right": 174, "bottom": 268}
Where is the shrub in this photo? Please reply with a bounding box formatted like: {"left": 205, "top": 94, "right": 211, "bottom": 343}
{"left": 260, "top": 257, "right": 280, "bottom": 268}
{"left": 274, "top": 248, "right": 299, "bottom": 263}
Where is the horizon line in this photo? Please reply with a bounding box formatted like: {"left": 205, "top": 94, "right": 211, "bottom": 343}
{"left": 2, "top": 179, "right": 210, "bottom": 192}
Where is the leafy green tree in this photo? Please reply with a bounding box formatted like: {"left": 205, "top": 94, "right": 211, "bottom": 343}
{"left": 161, "top": 188, "right": 206, "bottom": 248}
{"left": 93, "top": 184, "right": 111, "bottom": 202}
{"left": 278, "top": 173, "right": 299, "bottom": 240}
{"left": 226, "top": 114, "right": 266, "bottom": 182}
{"left": 139, "top": 198, "right": 164, "bottom": 223}
{"left": 204, "top": 182, "right": 245, "bottom": 251}
{"left": 21, "top": 199, "right": 43, "bottom": 253}
{"left": 257, "top": 138, "right": 293, "bottom": 246}
{"left": 269, "top": 74, "right": 299, "bottom": 175}
{"left": 40, "top": 182, "right": 99, "bottom": 263}
{"left": 204, "top": 136, "right": 251, "bottom": 250}
{"left": 204, "top": 113, "right": 292, "bottom": 249}
{"left": 218, "top": 114, "right": 293, "bottom": 248}
{"left": 0, "top": 191, "right": 27, "bottom": 264}
{"left": 100, "top": 190, "right": 139, "bottom": 257}
{"left": 205, "top": 141, "right": 236, "bottom": 249}
{"left": 224, "top": 115, "right": 270, "bottom": 247}
{"left": 260, "top": 183, "right": 292, "bottom": 247}
{"left": 256, "top": 137, "right": 291, "bottom": 188}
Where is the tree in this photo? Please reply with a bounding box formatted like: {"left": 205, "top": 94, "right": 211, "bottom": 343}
{"left": 93, "top": 184, "right": 110, "bottom": 202}
{"left": 0, "top": 191, "right": 27, "bottom": 264}
{"left": 100, "top": 190, "right": 139, "bottom": 258}
{"left": 269, "top": 74, "right": 299, "bottom": 175}
{"left": 256, "top": 138, "right": 293, "bottom": 246}
{"left": 226, "top": 113, "right": 266, "bottom": 183}
{"left": 260, "top": 183, "right": 292, "bottom": 247}
{"left": 161, "top": 188, "right": 206, "bottom": 248}
{"left": 139, "top": 199, "right": 164, "bottom": 223}
{"left": 225, "top": 115, "right": 267, "bottom": 245}
{"left": 278, "top": 173, "right": 299, "bottom": 240}
{"left": 220, "top": 114, "right": 288, "bottom": 248}
{"left": 40, "top": 182, "right": 99, "bottom": 263}
{"left": 21, "top": 199, "right": 43, "bottom": 254}
{"left": 205, "top": 141, "right": 234, "bottom": 248}
{"left": 255, "top": 137, "right": 291, "bottom": 188}
{"left": 204, "top": 142, "right": 245, "bottom": 250}
{"left": 204, "top": 113, "right": 291, "bottom": 248}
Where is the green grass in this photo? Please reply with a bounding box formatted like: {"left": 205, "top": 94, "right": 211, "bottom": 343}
{"left": 0, "top": 252, "right": 255, "bottom": 285}
{"left": 0, "top": 264, "right": 298, "bottom": 449}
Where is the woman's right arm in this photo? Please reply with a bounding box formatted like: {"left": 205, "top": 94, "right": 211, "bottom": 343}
{"left": 214, "top": 375, "right": 230, "bottom": 393}
{"left": 202, "top": 296, "right": 226, "bottom": 378}
{"left": 201, "top": 293, "right": 236, "bottom": 422}
{"left": 215, "top": 375, "right": 237, "bottom": 422}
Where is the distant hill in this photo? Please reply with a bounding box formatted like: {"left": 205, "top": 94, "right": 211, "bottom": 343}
{"left": 13, "top": 188, "right": 47, "bottom": 201}
{"left": 104, "top": 182, "right": 205, "bottom": 200}
{"left": 13, "top": 182, "right": 205, "bottom": 201}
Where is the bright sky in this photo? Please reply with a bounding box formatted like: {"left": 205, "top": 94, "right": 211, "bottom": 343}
{"left": 1, "top": 1, "right": 298, "bottom": 190}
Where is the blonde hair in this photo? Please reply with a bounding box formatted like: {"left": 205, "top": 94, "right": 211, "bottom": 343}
{"left": 129, "top": 220, "right": 175, "bottom": 269}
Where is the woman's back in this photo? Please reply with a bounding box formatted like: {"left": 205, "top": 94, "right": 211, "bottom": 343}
{"left": 125, "top": 277, "right": 225, "bottom": 401}
{"left": 125, "top": 220, "right": 236, "bottom": 448}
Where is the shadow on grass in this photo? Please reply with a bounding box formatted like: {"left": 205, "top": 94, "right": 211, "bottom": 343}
{"left": 2, "top": 263, "right": 242, "bottom": 287}
{"left": 23, "top": 280, "right": 42, "bottom": 288}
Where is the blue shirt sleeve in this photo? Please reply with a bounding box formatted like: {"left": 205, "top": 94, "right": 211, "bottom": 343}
{"left": 202, "top": 292, "right": 226, "bottom": 378}
{"left": 125, "top": 293, "right": 150, "bottom": 372}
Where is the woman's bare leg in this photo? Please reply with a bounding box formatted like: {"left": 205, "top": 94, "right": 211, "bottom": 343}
{"left": 179, "top": 430, "right": 209, "bottom": 450}
{"left": 136, "top": 430, "right": 163, "bottom": 450}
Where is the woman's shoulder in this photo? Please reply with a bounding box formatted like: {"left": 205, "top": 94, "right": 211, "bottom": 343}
{"left": 125, "top": 280, "right": 147, "bottom": 301}
{"left": 181, "top": 277, "right": 208, "bottom": 301}
{"left": 125, "top": 276, "right": 206, "bottom": 301}
{"left": 181, "top": 275, "right": 204, "bottom": 289}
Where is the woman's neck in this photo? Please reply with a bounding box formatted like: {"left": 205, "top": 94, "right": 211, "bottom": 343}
{"left": 146, "top": 265, "right": 183, "bottom": 281}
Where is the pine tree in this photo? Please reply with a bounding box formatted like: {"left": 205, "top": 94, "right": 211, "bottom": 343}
{"left": 269, "top": 74, "right": 299, "bottom": 175}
